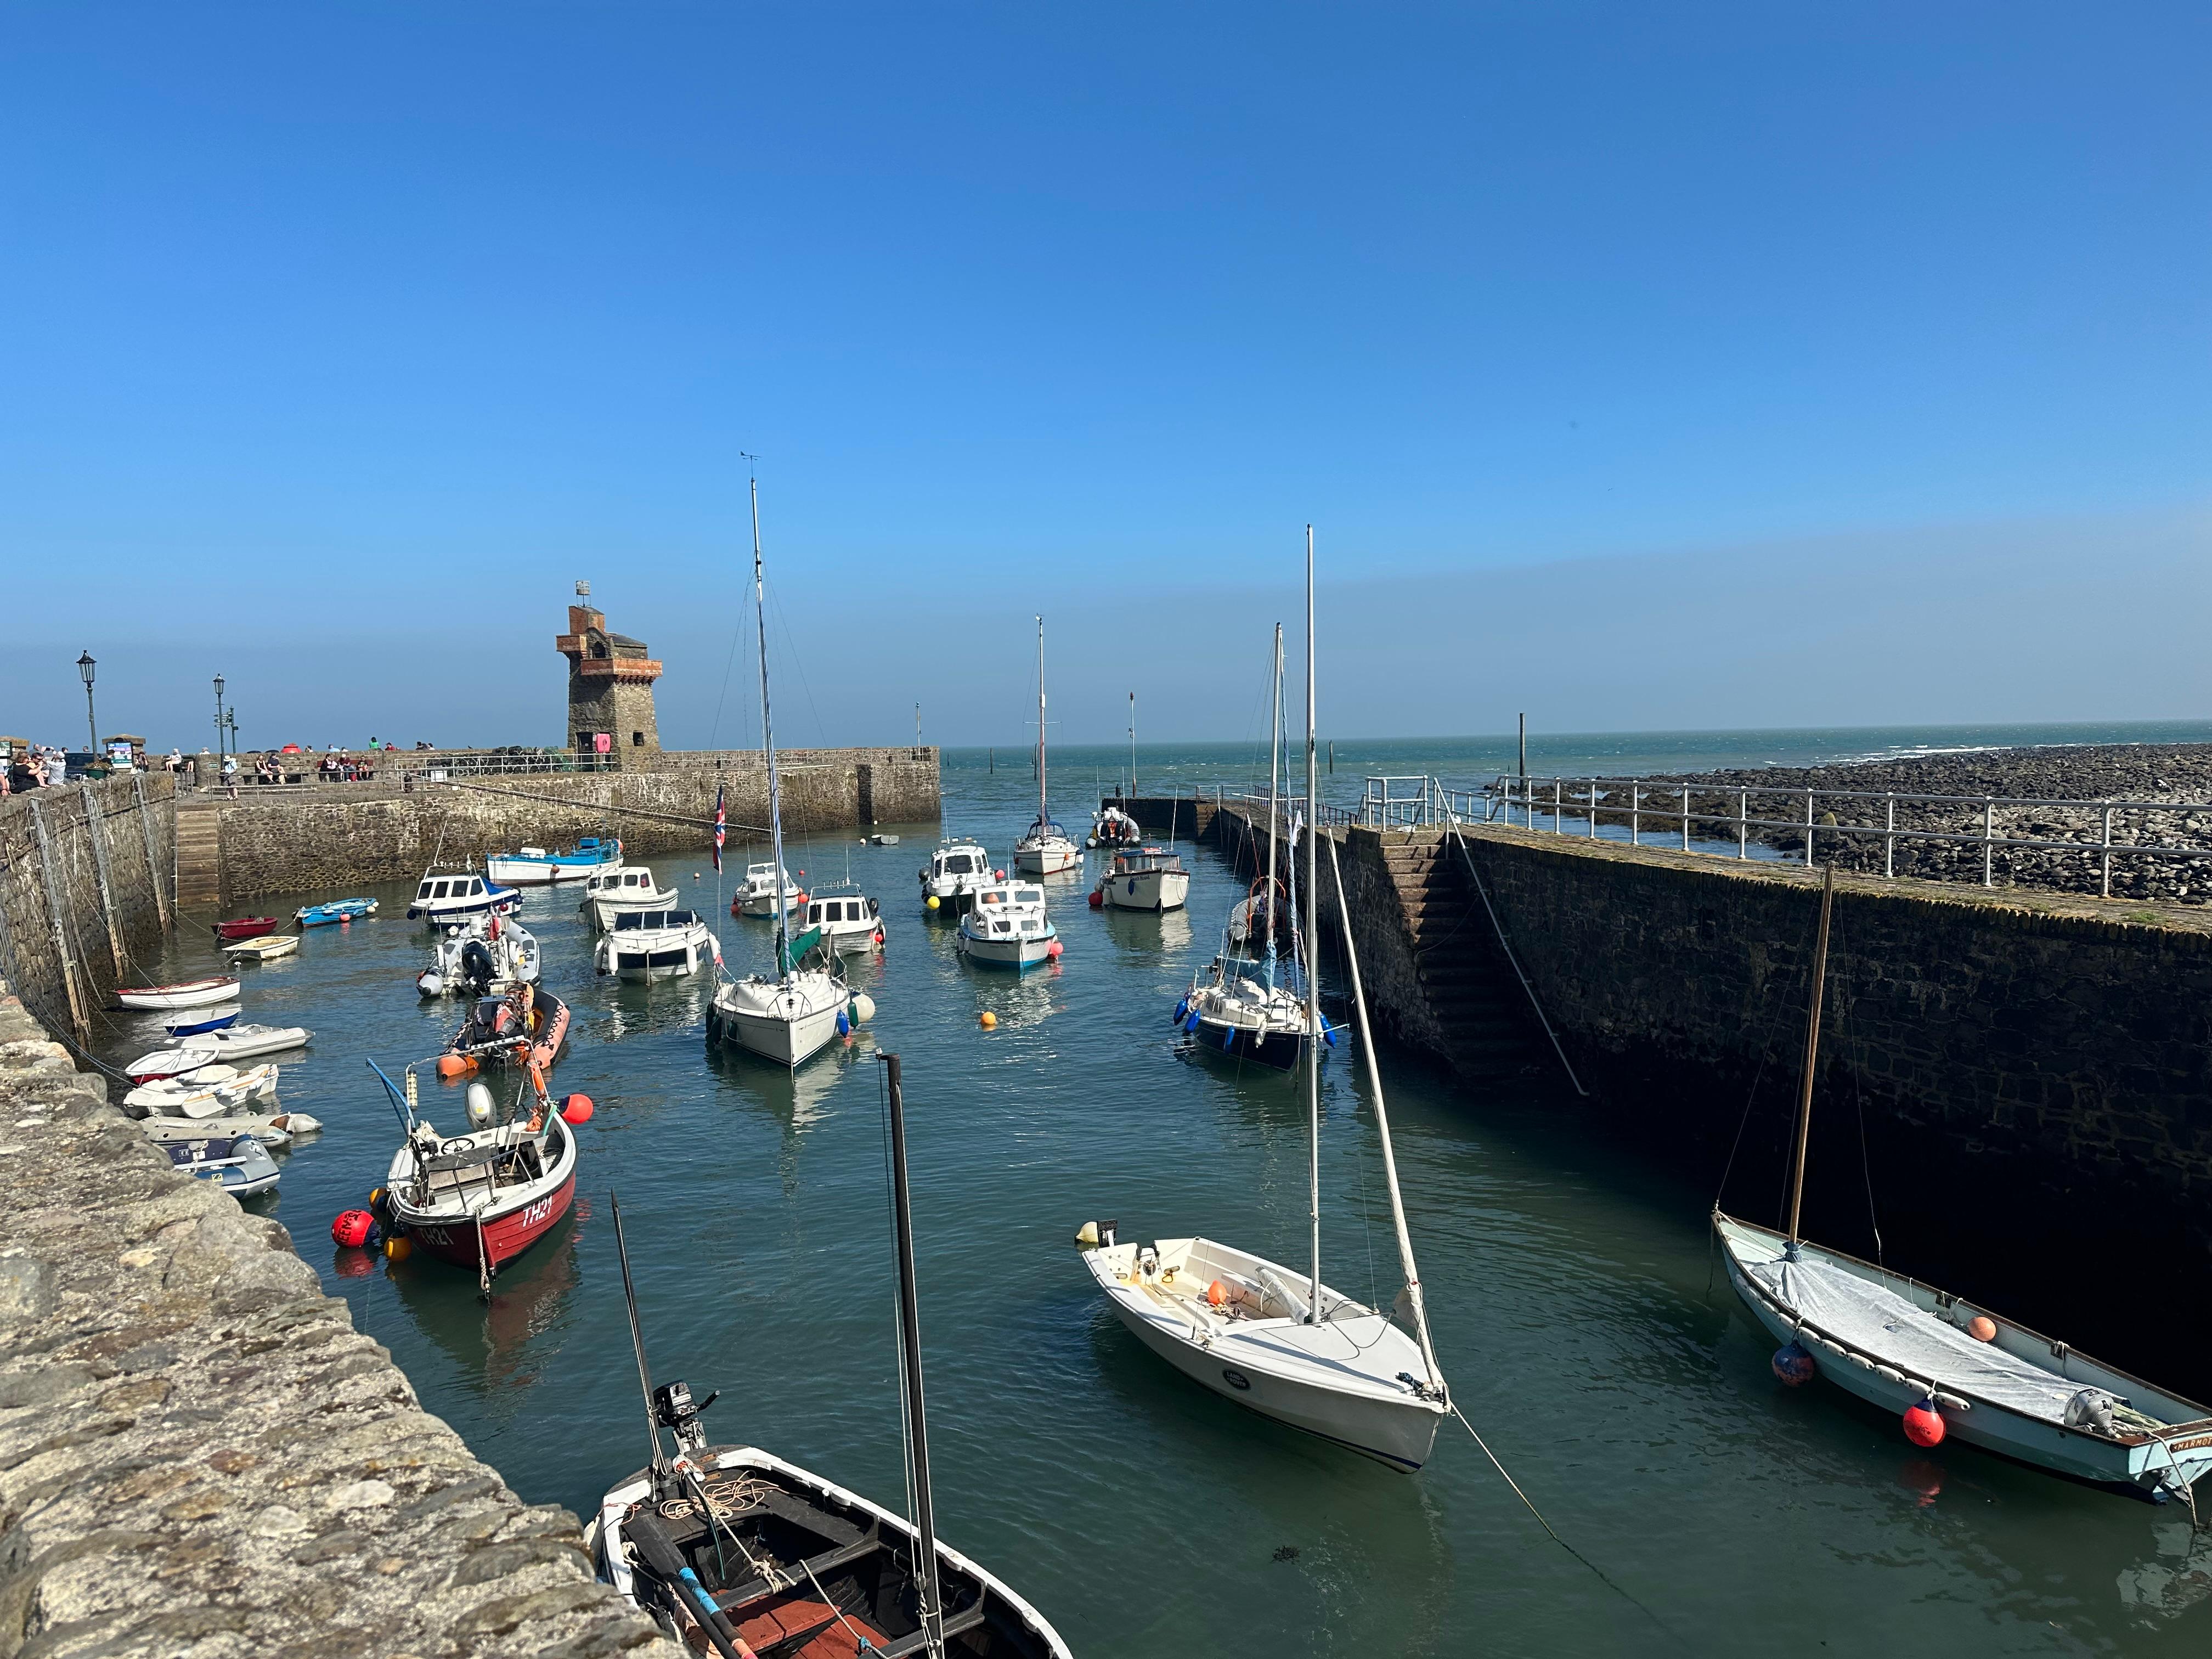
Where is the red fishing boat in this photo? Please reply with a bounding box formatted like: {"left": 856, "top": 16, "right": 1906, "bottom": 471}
{"left": 213, "top": 916, "right": 280, "bottom": 941}
{"left": 380, "top": 1064, "right": 583, "bottom": 1288}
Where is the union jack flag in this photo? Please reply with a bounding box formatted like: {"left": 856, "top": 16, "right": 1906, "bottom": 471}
{"left": 712, "top": 785, "right": 726, "bottom": 872}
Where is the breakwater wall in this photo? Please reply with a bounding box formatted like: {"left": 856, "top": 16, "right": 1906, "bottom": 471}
{"left": 185, "top": 747, "right": 939, "bottom": 909}
{"left": 0, "top": 978, "right": 672, "bottom": 1658}
{"left": 0, "top": 775, "right": 175, "bottom": 1042}
{"left": 1184, "top": 797, "right": 2212, "bottom": 1392}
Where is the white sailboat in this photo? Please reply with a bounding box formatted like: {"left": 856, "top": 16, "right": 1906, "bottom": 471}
{"left": 708, "top": 473, "right": 853, "bottom": 1071}
{"left": 1717, "top": 867, "right": 2212, "bottom": 1514}
{"left": 1084, "top": 528, "right": 1448, "bottom": 1470}
{"left": 1013, "top": 617, "right": 1080, "bottom": 877}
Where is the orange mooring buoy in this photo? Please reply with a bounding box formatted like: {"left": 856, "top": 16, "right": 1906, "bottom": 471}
{"left": 979, "top": 1011, "right": 997, "bottom": 1030}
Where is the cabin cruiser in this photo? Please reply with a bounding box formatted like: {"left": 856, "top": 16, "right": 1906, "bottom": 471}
{"left": 920, "top": 838, "right": 993, "bottom": 914}
{"left": 735, "top": 860, "right": 805, "bottom": 918}
{"left": 583, "top": 865, "right": 680, "bottom": 930}
{"left": 800, "top": 887, "right": 885, "bottom": 953}
{"left": 417, "top": 914, "right": 540, "bottom": 997}
{"left": 1091, "top": 847, "right": 1190, "bottom": 912}
{"left": 407, "top": 868, "right": 520, "bottom": 924}
{"left": 957, "top": 880, "right": 1060, "bottom": 971}
{"left": 484, "top": 836, "right": 620, "bottom": 885}
{"left": 595, "top": 909, "right": 719, "bottom": 981}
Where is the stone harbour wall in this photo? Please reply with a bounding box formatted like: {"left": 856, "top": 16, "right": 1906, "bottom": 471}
{"left": 0, "top": 978, "right": 675, "bottom": 1659}
{"left": 0, "top": 776, "right": 174, "bottom": 1041}
{"left": 194, "top": 747, "right": 939, "bottom": 907}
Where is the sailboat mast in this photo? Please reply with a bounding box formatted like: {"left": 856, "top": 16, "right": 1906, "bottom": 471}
{"left": 1785, "top": 864, "right": 1836, "bottom": 1248}
{"left": 1324, "top": 834, "right": 1444, "bottom": 1396}
{"left": 1036, "top": 617, "right": 1047, "bottom": 828}
{"left": 751, "top": 473, "right": 792, "bottom": 984}
{"left": 883, "top": 1054, "right": 946, "bottom": 1658}
{"left": 1128, "top": 691, "right": 1136, "bottom": 798}
{"left": 1304, "top": 527, "right": 1322, "bottom": 1327}
{"left": 610, "top": 1193, "right": 665, "bottom": 1479}
{"left": 1263, "top": 625, "right": 1283, "bottom": 979}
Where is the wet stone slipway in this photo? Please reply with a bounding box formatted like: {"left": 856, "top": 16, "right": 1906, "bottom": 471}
{"left": 0, "top": 978, "right": 673, "bottom": 1659}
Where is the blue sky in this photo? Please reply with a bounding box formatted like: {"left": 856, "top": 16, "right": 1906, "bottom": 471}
{"left": 3, "top": 3, "right": 2207, "bottom": 748}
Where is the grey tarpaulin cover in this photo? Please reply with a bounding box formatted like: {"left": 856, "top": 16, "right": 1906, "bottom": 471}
{"left": 1751, "top": 1256, "right": 2123, "bottom": 1425}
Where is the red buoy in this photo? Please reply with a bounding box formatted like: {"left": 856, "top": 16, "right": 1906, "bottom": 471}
{"left": 561, "top": 1093, "right": 595, "bottom": 1125}
{"left": 331, "top": 1209, "right": 374, "bottom": 1248}
{"left": 1087, "top": 889, "right": 1103, "bottom": 909}
{"left": 1771, "top": 1341, "right": 1816, "bottom": 1386}
{"left": 1903, "top": 1398, "right": 1946, "bottom": 1448}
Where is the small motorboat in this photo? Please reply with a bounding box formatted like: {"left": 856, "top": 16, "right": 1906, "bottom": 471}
{"left": 186, "top": 1023, "right": 312, "bottom": 1062}
{"left": 798, "top": 887, "right": 885, "bottom": 953}
{"left": 957, "top": 880, "right": 1060, "bottom": 971}
{"left": 1091, "top": 847, "right": 1191, "bottom": 912}
{"left": 223, "top": 933, "right": 300, "bottom": 963}
{"left": 163, "top": 1133, "right": 280, "bottom": 1198}
{"left": 585, "top": 866, "right": 680, "bottom": 931}
{"left": 212, "top": 916, "right": 278, "bottom": 941}
{"left": 116, "top": 977, "right": 240, "bottom": 1012}
{"left": 296, "top": 898, "right": 377, "bottom": 927}
{"left": 594, "top": 909, "right": 719, "bottom": 980}
{"left": 416, "top": 915, "right": 540, "bottom": 997}
{"left": 142, "top": 1109, "right": 321, "bottom": 1149}
{"left": 376, "top": 1064, "right": 582, "bottom": 1285}
{"left": 731, "top": 859, "right": 803, "bottom": 919}
{"left": 484, "top": 836, "right": 621, "bottom": 885}
{"left": 1087, "top": 805, "right": 1142, "bottom": 850}
{"left": 163, "top": 1011, "right": 239, "bottom": 1038}
{"left": 125, "top": 1063, "right": 280, "bottom": 1119}
{"left": 919, "top": 837, "right": 994, "bottom": 915}
{"left": 406, "top": 870, "right": 519, "bottom": 924}
{"left": 448, "top": 985, "right": 570, "bottom": 1073}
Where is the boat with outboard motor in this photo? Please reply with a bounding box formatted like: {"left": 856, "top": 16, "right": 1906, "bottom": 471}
{"left": 957, "top": 880, "right": 1060, "bottom": 970}
{"left": 164, "top": 1133, "right": 281, "bottom": 1198}
{"left": 585, "top": 866, "right": 682, "bottom": 930}
{"left": 1088, "top": 805, "right": 1141, "bottom": 850}
{"left": 417, "top": 914, "right": 540, "bottom": 998}
{"left": 116, "top": 977, "right": 240, "bottom": 1012}
{"left": 586, "top": 1062, "right": 1071, "bottom": 1659}
{"left": 920, "top": 837, "right": 993, "bottom": 915}
{"left": 1091, "top": 846, "right": 1190, "bottom": 912}
{"left": 407, "top": 872, "right": 517, "bottom": 924}
{"left": 1716, "top": 865, "right": 2212, "bottom": 1517}
{"left": 296, "top": 898, "right": 377, "bottom": 927}
{"left": 595, "top": 909, "right": 719, "bottom": 981}
{"left": 485, "top": 836, "right": 621, "bottom": 885}
{"left": 371, "top": 1059, "right": 585, "bottom": 1286}
{"left": 733, "top": 860, "right": 805, "bottom": 919}
{"left": 448, "top": 983, "right": 570, "bottom": 1074}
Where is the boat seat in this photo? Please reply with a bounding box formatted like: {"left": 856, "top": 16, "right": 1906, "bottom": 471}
{"left": 713, "top": 1525, "right": 882, "bottom": 1614}
{"left": 870, "top": 1595, "right": 990, "bottom": 1658}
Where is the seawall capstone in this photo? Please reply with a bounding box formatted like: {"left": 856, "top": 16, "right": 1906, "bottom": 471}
{"left": 0, "top": 981, "right": 675, "bottom": 1658}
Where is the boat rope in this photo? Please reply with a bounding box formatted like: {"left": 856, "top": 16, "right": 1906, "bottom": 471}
{"left": 1704, "top": 935, "right": 1803, "bottom": 1299}
{"left": 427, "top": 777, "right": 770, "bottom": 838}
{"left": 1824, "top": 904, "right": 1886, "bottom": 1265}
{"left": 1448, "top": 1404, "right": 1692, "bottom": 1652}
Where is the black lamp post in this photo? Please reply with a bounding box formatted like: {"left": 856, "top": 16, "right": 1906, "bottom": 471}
{"left": 212, "top": 675, "right": 226, "bottom": 760}
{"left": 76, "top": 652, "right": 97, "bottom": 758}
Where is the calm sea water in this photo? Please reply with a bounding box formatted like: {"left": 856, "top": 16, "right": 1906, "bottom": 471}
{"left": 97, "top": 725, "right": 2212, "bottom": 1657}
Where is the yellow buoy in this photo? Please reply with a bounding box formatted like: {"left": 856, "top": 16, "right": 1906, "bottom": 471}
{"left": 979, "top": 1011, "right": 997, "bottom": 1029}
{"left": 926, "top": 895, "right": 940, "bottom": 911}
{"left": 384, "top": 1235, "right": 413, "bottom": 1262}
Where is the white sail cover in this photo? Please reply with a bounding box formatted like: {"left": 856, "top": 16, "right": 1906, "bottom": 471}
{"left": 1751, "top": 1256, "right": 2122, "bottom": 1426}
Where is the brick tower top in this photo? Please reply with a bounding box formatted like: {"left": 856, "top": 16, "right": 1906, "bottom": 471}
{"left": 557, "top": 604, "right": 664, "bottom": 758}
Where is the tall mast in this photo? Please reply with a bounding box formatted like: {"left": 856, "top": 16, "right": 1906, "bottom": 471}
{"left": 610, "top": 1193, "right": 665, "bottom": 1480}
{"left": 883, "top": 1055, "right": 946, "bottom": 1658}
{"left": 1035, "top": 617, "right": 1048, "bottom": 828}
{"left": 1128, "top": 691, "right": 1136, "bottom": 797}
{"left": 1262, "top": 625, "right": 1283, "bottom": 982}
{"left": 1324, "top": 833, "right": 1444, "bottom": 1396}
{"left": 1785, "top": 864, "right": 1836, "bottom": 1252}
{"left": 1304, "top": 526, "right": 1321, "bottom": 1326}
{"left": 750, "top": 470, "right": 792, "bottom": 985}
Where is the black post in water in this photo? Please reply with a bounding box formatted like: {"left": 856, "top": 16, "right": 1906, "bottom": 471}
{"left": 610, "top": 1193, "right": 664, "bottom": 1480}
{"left": 883, "top": 1055, "right": 945, "bottom": 1657}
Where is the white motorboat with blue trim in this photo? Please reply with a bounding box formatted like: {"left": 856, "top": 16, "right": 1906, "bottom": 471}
{"left": 407, "top": 869, "right": 520, "bottom": 924}
{"left": 956, "top": 880, "right": 1058, "bottom": 970}
{"left": 485, "top": 836, "right": 620, "bottom": 885}
{"left": 595, "top": 908, "right": 720, "bottom": 981}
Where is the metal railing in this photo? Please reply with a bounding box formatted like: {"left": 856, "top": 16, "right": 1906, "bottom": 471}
{"left": 402, "top": 752, "right": 618, "bottom": 782}
{"left": 1486, "top": 773, "right": 2212, "bottom": 898}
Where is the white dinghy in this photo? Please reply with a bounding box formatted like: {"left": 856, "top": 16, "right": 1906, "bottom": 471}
{"left": 1717, "top": 867, "right": 2212, "bottom": 1516}
{"left": 585, "top": 866, "right": 681, "bottom": 931}
{"left": 706, "top": 472, "right": 861, "bottom": 1071}
{"left": 125, "top": 1062, "right": 280, "bottom": 1120}
{"left": 1084, "top": 528, "right": 1450, "bottom": 1472}
{"left": 142, "top": 1110, "right": 322, "bottom": 1149}
{"left": 1012, "top": 617, "right": 1082, "bottom": 877}
{"left": 115, "top": 977, "right": 239, "bottom": 1012}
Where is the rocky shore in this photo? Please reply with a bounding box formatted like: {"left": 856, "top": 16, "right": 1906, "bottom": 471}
{"left": 1558, "top": 743, "right": 2212, "bottom": 905}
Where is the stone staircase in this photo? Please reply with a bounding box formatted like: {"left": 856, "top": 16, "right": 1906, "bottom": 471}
{"left": 174, "top": 802, "right": 223, "bottom": 909}
{"left": 1374, "top": 831, "right": 1551, "bottom": 1078}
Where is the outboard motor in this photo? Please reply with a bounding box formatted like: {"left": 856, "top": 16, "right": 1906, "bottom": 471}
{"left": 652, "top": 1379, "right": 719, "bottom": 1455}
{"left": 460, "top": 938, "right": 496, "bottom": 991}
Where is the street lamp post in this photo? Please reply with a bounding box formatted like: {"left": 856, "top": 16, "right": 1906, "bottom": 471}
{"left": 212, "top": 675, "right": 226, "bottom": 760}
{"left": 76, "top": 652, "right": 97, "bottom": 758}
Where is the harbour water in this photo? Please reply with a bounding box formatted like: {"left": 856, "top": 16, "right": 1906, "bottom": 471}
{"left": 98, "top": 728, "right": 2212, "bottom": 1656}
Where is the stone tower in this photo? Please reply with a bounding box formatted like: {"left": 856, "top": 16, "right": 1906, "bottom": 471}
{"left": 557, "top": 604, "right": 663, "bottom": 765}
